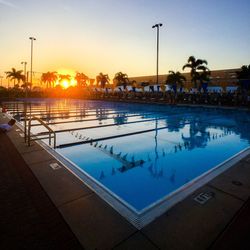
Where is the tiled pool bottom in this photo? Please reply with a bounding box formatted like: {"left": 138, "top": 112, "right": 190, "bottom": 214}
{"left": 7, "top": 99, "right": 250, "bottom": 228}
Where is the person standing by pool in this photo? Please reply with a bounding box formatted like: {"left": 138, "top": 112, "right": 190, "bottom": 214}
{"left": 0, "top": 119, "right": 16, "bottom": 132}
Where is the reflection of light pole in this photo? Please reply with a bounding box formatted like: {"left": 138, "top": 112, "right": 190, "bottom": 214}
{"left": 21, "top": 61, "right": 27, "bottom": 97}
{"left": 154, "top": 117, "right": 159, "bottom": 159}
{"left": 29, "top": 37, "right": 36, "bottom": 87}
{"left": 152, "top": 23, "right": 163, "bottom": 85}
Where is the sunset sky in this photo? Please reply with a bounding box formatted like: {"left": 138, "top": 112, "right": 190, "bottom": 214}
{"left": 0, "top": 0, "right": 250, "bottom": 86}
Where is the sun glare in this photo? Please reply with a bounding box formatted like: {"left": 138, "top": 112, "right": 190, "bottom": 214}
{"left": 57, "top": 68, "right": 77, "bottom": 88}
{"left": 61, "top": 80, "right": 70, "bottom": 89}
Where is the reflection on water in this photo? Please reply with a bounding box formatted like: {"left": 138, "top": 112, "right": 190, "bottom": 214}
{"left": 113, "top": 113, "right": 128, "bottom": 125}
{"left": 7, "top": 99, "right": 250, "bottom": 152}
{"left": 5, "top": 99, "right": 250, "bottom": 211}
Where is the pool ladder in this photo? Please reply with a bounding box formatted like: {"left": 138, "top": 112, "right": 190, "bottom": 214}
{"left": 26, "top": 116, "right": 56, "bottom": 148}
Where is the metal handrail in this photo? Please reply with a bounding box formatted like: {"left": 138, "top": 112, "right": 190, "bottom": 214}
{"left": 27, "top": 116, "right": 56, "bottom": 148}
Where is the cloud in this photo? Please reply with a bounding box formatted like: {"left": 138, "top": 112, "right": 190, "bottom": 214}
{"left": 0, "top": 0, "right": 18, "bottom": 9}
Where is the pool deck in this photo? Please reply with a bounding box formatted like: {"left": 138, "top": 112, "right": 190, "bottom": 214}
{"left": 1, "top": 112, "right": 250, "bottom": 250}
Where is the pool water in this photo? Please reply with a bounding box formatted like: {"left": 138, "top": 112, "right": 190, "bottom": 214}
{"left": 58, "top": 121, "right": 249, "bottom": 211}
{"left": 8, "top": 99, "right": 250, "bottom": 224}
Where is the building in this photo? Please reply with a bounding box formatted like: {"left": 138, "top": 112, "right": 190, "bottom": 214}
{"left": 129, "top": 68, "right": 240, "bottom": 90}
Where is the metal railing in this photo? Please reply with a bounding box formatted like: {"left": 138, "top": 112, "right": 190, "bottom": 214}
{"left": 27, "top": 116, "right": 56, "bottom": 148}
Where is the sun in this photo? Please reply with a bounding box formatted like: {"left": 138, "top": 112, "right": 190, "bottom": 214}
{"left": 56, "top": 68, "right": 77, "bottom": 89}
{"left": 61, "top": 80, "right": 70, "bottom": 89}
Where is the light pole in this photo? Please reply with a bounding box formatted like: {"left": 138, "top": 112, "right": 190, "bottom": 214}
{"left": 0, "top": 75, "right": 3, "bottom": 87}
{"left": 21, "top": 61, "right": 27, "bottom": 78}
{"left": 152, "top": 23, "right": 163, "bottom": 86}
{"left": 29, "top": 37, "right": 36, "bottom": 87}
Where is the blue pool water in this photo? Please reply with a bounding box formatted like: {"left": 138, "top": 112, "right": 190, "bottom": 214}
{"left": 58, "top": 121, "right": 249, "bottom": 211}
{"left": 10, "top": 99, "right": 250, "bottom": 212}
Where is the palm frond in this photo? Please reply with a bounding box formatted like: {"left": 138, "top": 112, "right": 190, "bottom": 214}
{"left": 188, "top": 56, "right": 196, "bottom": 64}
{"left": 197, "top": 65, "right": 209, "bottom": 72}
{"left": 182, "top": 64, "right": 192, "bottom": 71}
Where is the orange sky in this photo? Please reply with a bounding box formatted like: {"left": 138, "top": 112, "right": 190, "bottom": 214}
{"left": 0, "top": 0, "right": 250, "bottom": 88}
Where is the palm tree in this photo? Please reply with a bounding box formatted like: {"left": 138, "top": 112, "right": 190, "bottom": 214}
{"left": 75, "top": 72, "right": 89, "bottom": 87}
{"left": 89, "top": 78, "right": 95, "bottom": 86}
{"left": 236, "top": 65, "right": 250, "bottom": 91}
{"left": 113, "top": 72, "right": 129, "bottom": 90}
{"left": 41, "top": 71, "right": 58, "bottom": 88}
{"left": 58, "top": 74, "right": 71, "bottom": 83}
{"left": 166, "top": 71, "right": 186, "bottom": 93}
{"left": 5, "top": 68, "right": 25, "bottom": 87}
{"left": 21, "top": 82, "right": 32, "bottom": 90}
{"left": 96, "top": 73, "right": 110, "bottom": 89}
{"left": 182, "top": 56, "right": 210, "bottom": 89}
{"left": 198, "top": 69, "right": 211, "bottom": 92}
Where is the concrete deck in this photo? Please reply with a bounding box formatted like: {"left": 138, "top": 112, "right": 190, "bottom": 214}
{"left": 1, "top": 112, "right": 250, "bottom": 249}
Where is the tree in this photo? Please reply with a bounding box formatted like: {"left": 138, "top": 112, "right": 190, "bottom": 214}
{"left": 182, "top": 56, "right": 210, "bottom": 89}
{"left": 236, "top": 65, "right": 250, "bottom": 91}
{"left": 89, "top": 78, "right": 95, "bottom": 86}
{"left": 113, "top": 72, "right": 129, "bottom": 89}
{"left": 96, "top": 73, "right": 110, "bottom": 89}
{"left": 0, "top": 86, "right": 8, "bottom": 98}
{"left": 198, "top": 69, "right": 211, "bottom": 92}
{"left": 75, "top": 72, "right": 89, "bottom": 87}
{"left": 58, "top": 74, "right": 71, "bottom": 83}
{"left": 41, "top": 71, "right": 58, "bottom": 88}
{"left": 21, "top": 82, "right": 32, "bottom": 90}
{"left": 166, "top": 71, "right": 186, "bottom": 93}
{"left": 5, "top": 68, "right": 25, "bottom": 87}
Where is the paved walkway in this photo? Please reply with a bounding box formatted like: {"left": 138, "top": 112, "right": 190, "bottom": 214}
{"left": 210, "top": 197, "right": 250, "bottom": 249}
{"left": 0, "top": 131, "right": 83, "bottom": 250}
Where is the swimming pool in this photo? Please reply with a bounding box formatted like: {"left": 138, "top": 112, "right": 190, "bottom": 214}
{"left": 6, "top": 99, "right": 250, "bottom": 228}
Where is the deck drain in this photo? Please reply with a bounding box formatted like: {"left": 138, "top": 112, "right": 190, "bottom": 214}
{"left": 193, "top": 192, "right": 214, "bottom": 205}
{"left": 245, "top": 158, "right": 250, "bottom": 163}
{"left": 232, "top": 180, "right": 242, "bottom": 186}
{"left": 50, "top": 163, "right": 62, "bottom": 170}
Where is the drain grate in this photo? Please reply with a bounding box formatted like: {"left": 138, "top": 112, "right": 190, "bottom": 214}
{"left": 232, "top": 180, "right": 243, "bottom": 186}
{"left": 245, "top": 157, "right": 250, "bottom": 163}
{"left": 193, "top": 192, "right": 214, "bottom": 205}
{"left": 50, "top": 162, "right": 62, "bottom": 170}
